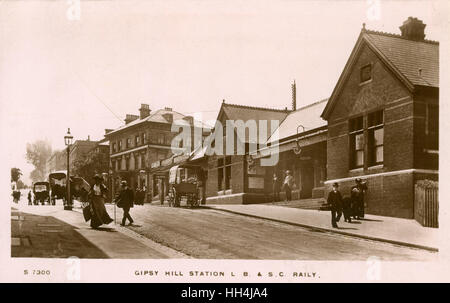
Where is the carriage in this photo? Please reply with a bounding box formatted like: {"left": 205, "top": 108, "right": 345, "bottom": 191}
{"left": 33, "top": 181, "right": 50, "bottom": 205}
{"left": 48, "top": 171, "right": 90, "bottom": 207}
{"left": 167, "top": 164, "right": 203, "bottom": 208}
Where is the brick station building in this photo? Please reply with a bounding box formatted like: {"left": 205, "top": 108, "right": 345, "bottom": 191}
{"left": 321, "top": 17, "right": 439, "bottom": 218}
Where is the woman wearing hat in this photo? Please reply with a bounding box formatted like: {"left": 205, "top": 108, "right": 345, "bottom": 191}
{"left": 88, "top": 174, "right": 113, "bottom": 228}
{"left": 283, "top": 170, "right": 294, "bottom": 201}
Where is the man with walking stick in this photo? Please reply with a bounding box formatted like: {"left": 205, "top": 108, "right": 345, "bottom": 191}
{"left": 115, "top": 180, "right": 135, "bottom": 226}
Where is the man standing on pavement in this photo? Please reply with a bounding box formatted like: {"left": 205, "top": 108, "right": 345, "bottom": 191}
{"left": 115, "top": 180, "right": 135, "bottom": 226}
{"left": 351, "top": 178, "right": 367, "bottom": 220}
{"left": 327, "top": 182, "right": 343, "bottom": 228}
{"left": 283, "top": 170, "right": 294, "bottom": 201}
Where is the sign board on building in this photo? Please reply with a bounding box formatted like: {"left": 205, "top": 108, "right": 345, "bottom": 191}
{"left": 151, "top": 161, "right": 161, "bottom": 168}
{"left": 248, "top": 176, "right": 265, "bottom": 189}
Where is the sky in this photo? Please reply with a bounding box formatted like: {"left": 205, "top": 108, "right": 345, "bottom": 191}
{"left": 0, "top": 0, "right": 447, "bottom": 185}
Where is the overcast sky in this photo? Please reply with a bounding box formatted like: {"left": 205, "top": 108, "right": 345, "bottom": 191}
{"left": 0, "top": 0, "right": 447, "bottom": 184}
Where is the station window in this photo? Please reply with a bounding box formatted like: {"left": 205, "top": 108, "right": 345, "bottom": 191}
{"left": 349, "top": 116, "right": 364, "bottom": 169}
{"left": 217, "top": 156, "right": 231, "bottom": 191}
{"left": 368, "top": 110, "right": 384, "bottom": 165}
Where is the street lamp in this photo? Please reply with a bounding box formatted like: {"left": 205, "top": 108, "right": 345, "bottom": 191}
{"left": 293, "top": 125, "right": 305, "bottom": 155}
{"left": 64, "top": 128, "right": 73, "bottom": 210}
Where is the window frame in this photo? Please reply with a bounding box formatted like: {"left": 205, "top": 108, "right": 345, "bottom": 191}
{"left": 349, "top": 115, "right": 364, "bottom": 169}
{"left": 360, "top": 63, "right": 372, "bottom": 83}
{"left": 367, "top": 110, "right": 384, "bottom": 166}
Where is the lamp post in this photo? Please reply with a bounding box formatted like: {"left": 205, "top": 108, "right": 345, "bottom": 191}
{"left": 293, "top": 125, "right": 305, "bottom": 155}
{"left": 64, "top": 128, "right": 74, "bottom": 210}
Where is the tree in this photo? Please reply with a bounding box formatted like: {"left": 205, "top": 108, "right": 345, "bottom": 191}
{"left": 11, "top": 168, "right": 22, "bottom": 182}
{"left": 26, "top": 140, "right": 52, "bottom": 182}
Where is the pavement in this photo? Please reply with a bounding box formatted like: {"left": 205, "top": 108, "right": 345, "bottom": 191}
{"left": 11, "top": 199, "right": 188, "bottom": 259}
{"left": 204, "top": 204, "right": 440, "bottom": 251}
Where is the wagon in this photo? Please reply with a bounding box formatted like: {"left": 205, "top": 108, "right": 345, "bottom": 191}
{"left": 33, "top": 181, "right": 50, "bottom": 205}
{"left": 167, "top": 164, "right": 202, "bottom": 208}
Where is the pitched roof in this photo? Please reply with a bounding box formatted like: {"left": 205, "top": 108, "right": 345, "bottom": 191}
{"left": 321, "top": 27, "right": 439, "bottom": 120}
{"left": 267, "top": 99, "right": 328, "bottom": 144}
{"left": 106, "top": 108, "right": 210, "bottom": 136}
{"left": 365, "top": 30, "right": 439, "bottom": 87}
{"left": 218, "top": 102, "right": 290, "bottom": 143}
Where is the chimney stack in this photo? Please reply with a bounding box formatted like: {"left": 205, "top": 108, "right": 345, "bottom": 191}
{"left": 139, "top": 104, "right": 151, "bottom": 119}
{"left": 124, "top": 114, "right": 139, "bottom": 124}
{"left": 291, "top": 80, "right": 297, "bottom": 111}
{"left": 399, "top": 17, "right": 426, "bottom": 41}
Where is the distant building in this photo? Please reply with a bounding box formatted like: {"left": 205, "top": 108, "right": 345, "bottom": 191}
{"left": 46, "top": 150, "right": 66, "bottom": 175}
{"left": 105, "top": 104, "right": 211, "bottom": 198}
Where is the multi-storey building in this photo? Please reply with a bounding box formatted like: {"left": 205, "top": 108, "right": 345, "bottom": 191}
{"left": 105, "top": 104, "right": 210, "bottom": 198}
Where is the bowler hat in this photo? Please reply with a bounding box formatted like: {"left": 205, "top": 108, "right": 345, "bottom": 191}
{"left": 121, "top": 180, "right": 127, "bottom": 185}
{"left": 93, "top": 174, "right": 102, "bottom": 180}
{"left": 355, "top": 178, "right": 362, "bottom": 183}
{"left": 333, "top": 182, "right": 339, "bottom": 187}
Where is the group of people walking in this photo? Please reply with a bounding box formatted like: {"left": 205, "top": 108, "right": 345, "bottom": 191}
{"left": 84, "top": 174, "right": 136, "bottom": 229}
{"left": 327, "top": 178, "right": 368, "bottom": 228}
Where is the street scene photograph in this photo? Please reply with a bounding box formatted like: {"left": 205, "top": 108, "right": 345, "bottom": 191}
{"left": 1, "top": 0, "right": 445, "bottom": 270}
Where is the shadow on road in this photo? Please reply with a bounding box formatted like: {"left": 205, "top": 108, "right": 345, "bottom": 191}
{"left": 11, "top": 210, "right": 109, "bottom": 258}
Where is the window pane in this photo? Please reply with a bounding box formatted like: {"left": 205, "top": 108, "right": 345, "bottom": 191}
{"left": 225, "top": 166, "right": 231, "bottom": 189}
{"left": 355, "top": 150, "right": 364, "bottom": 167}
{"left": 361, "top": 65, "right": 371, "bottom": 82}
{"left": 355, "top": 133, "right": 364, "bottom": 150}
{"left": 375, "top": 146, "right": 383, "bottom": 163}
{"left": 374, "top": 128, "right": 383, "bottom": 145}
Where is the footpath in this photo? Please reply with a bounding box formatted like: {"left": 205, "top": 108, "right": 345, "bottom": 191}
{"left": 11, "top": 200, "right": 188, "bottom": 259}
{"left": 205, "top": 204, "right": 440, "bottom": 252}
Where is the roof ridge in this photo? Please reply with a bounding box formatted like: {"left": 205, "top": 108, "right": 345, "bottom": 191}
{"left": 223, "top": 102, "right": 291, "bottom": 113}
{"left": 293, "top": 98, "right": 329, "bottom": 112}
{"left": 364, "top": 29, "right": 439, "bottom": 45}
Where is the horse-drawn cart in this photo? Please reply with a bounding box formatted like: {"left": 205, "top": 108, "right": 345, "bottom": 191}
{"left": 167, "top": 164, "right": 203, "bottom": 208}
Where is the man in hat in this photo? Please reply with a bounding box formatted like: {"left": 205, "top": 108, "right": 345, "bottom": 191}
{"left": 327, "top": 182, "right": 343, "bottom": 228}
{"left": 115, "top": 180, "right": 135, "bottom": 226}
{"left": 351, "top": 178, "right": 367, "bottom": 220}
{"left": 283, "top": 170, "right": 294, "bottom": 201}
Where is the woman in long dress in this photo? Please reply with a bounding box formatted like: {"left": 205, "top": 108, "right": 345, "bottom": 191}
{"left": 88, "top": 175, "right": 113, "bottom": 228}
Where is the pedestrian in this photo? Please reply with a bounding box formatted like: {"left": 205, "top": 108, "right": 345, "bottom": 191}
{"left": 27, "top": 190, "right": 32, "bottom": 205}
{"left": 272, "top": 173, "right": 281, "bottom": 202}
{"left": 88, "top": 174, "right": 113, "bottom": 229}
{"left": 115, "top": 180, "right": 135, "bottom": 226}
{"left": 283, "top": 170, "right": 294, "bottom": 201}
{"left": 342, "top": 196, "right": 352, "bottom": 223}
{"left": 327, "top": 182, "right": 343, "bottom": 228}
{"left": 351, "top": 178, "right": 367, "bottom": 220}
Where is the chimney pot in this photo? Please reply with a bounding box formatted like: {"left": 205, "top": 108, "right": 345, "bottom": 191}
{"left": 399, "top": 17, "right": 426, "bottom": 41}
{"left": 139, "top": 104, "right": 151, "bottom": 119}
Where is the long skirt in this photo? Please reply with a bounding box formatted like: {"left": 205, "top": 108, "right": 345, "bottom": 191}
{"left": 90, "top": 196, "right": 113, "bottom": 228}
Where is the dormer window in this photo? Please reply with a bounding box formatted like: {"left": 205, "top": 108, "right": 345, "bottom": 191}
{"left": 360, "top": 64, "right": 372, "bottom": 83}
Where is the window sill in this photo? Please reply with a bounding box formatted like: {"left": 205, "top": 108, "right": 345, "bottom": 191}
{"left": 368, "top": 164, "right": 384, "bottom": 170}
{"left": 349, "top": 168, "right": 364, "bottom": 173}
{"left": 359, "top": 79, "right": 373, "bottom": 86}
{"left": 424, "top": 149, "right": 439, "bottom": 154}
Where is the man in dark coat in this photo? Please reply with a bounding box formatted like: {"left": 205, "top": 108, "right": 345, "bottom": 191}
{"left": 351, "top": 178, "right": 367, "bottom": 220}
{"left": 115, "top": 180, "right": 135, "bottom": 226}
{"left": 327, "top": 182, "right": 343, "bottom": 228}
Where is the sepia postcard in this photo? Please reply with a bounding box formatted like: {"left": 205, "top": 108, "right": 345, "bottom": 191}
{"left": 1, "top": 0, "right": 449, "bottom": 284}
